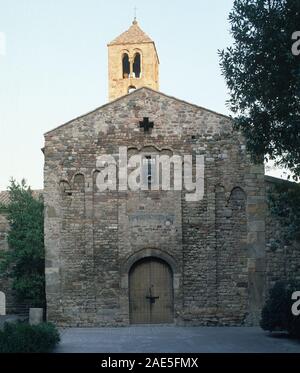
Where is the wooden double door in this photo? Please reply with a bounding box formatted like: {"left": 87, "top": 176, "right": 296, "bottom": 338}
{"left": 129, "top": 258, "right": 174, "bottom": 324}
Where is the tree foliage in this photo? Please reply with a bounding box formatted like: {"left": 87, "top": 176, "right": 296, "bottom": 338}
{"left": 219, "top": 0, "right": 300, "bottom": 179}
{"left": 0, "top": 179, "right": 45, "bottom": 307}
{"left": 269, "top": 181, "right": 300, "bottom": 243}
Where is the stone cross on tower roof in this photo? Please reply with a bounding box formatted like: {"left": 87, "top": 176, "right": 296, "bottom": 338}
{"left": 134, "top": 6, "right": 137, "bottom": 23}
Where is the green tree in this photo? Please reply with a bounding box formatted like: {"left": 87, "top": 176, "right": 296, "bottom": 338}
{"left": 0, "top": 179, "right": 45, "bottom": 307}
{"left": 219, "top": 0, "right": 300, "bottom": 179}
{"left": 269, "top": 181, "right": 300, "bottom": 243}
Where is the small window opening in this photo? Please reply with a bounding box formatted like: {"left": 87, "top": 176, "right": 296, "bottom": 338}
{"left": 142, "top": 155, "right": 157, "bottom": 189}
{"left": 122, "top": 53, "right": 130, "bottom": 78}
{"left": 146, "top": 156, "right": 152, "bottom": 187}
{"left": 133, "top": 53, "right": 141, "bottom": 78}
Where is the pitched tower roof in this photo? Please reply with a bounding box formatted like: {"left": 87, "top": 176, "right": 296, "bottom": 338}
{"left": 108, "top": 20, "right": 154, "bottom": 46}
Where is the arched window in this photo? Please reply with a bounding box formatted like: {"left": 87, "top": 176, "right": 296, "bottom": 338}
{"left": 73, "top": 173, "right": 85, "bottom": 192}
{"left": 122, "top": 53, "right": 130, "bottom": 78}
{"left": 229, "top": 187, "right": 247, "bottom": 237}
{"left": 133, "top": 53, "right": 141, "bottom": 78}
{"left": 142, "top": 155, "right": 157, "bottom": 189}
{"left": 128, "top": 85, "right": 136, "bottom": 93}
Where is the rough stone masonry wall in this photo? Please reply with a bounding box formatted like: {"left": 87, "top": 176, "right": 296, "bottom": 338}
{"left": 181, "top": 130, "right": 265, "bottom": 326}
{"left": 214, "top": 186, "right": 249, "bottom": 325}
{"left": 44, "top": 88, "right": 266, "bottom": 326}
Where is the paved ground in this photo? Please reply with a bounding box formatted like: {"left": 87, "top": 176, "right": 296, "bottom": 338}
{"left": 54, "top": 326, "right": 300, "bottom": 353}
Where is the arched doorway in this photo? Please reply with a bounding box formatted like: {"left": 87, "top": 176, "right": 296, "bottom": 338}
{"left": 129, "top": 257, "right": 174, "bottom": 324}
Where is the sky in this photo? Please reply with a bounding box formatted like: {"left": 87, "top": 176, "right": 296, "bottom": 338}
{"left": 0, "top": 0, "right": 289, "bottom": 191}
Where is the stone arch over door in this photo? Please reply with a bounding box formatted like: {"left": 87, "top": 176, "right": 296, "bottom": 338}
{"left": 121, "top": 249, "right": 180, "bottom": 324}
{"left": 0, "top": 291, "right": 6, "bottom": 316}
{"left": 129, "top": 257, "right": 174, "bottom": 324}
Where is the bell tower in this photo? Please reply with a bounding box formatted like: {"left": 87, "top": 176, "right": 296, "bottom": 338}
{"left": 107, "top": 19, "right": 160, "bottom": 101}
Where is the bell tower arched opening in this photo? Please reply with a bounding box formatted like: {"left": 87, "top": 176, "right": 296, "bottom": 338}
{"left": 122, "top": 53, "right": 130, "bottom": 79}
{"left": 133, "top": 53, "right": 141, "bottom": 78}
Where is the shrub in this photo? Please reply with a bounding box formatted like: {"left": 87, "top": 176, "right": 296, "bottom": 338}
{"left": 0, "top": 322, "right": 60, "bottom": 353}
{"left": 261, "top": 280, "right": 300, "bottom": 338}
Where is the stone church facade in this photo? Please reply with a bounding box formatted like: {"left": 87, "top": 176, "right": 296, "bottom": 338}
{"left": 43, "top": 20, "right": 267, "bottom": 327}
{"left": 1, "top": 20, "right": 299, "bottom": 325}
